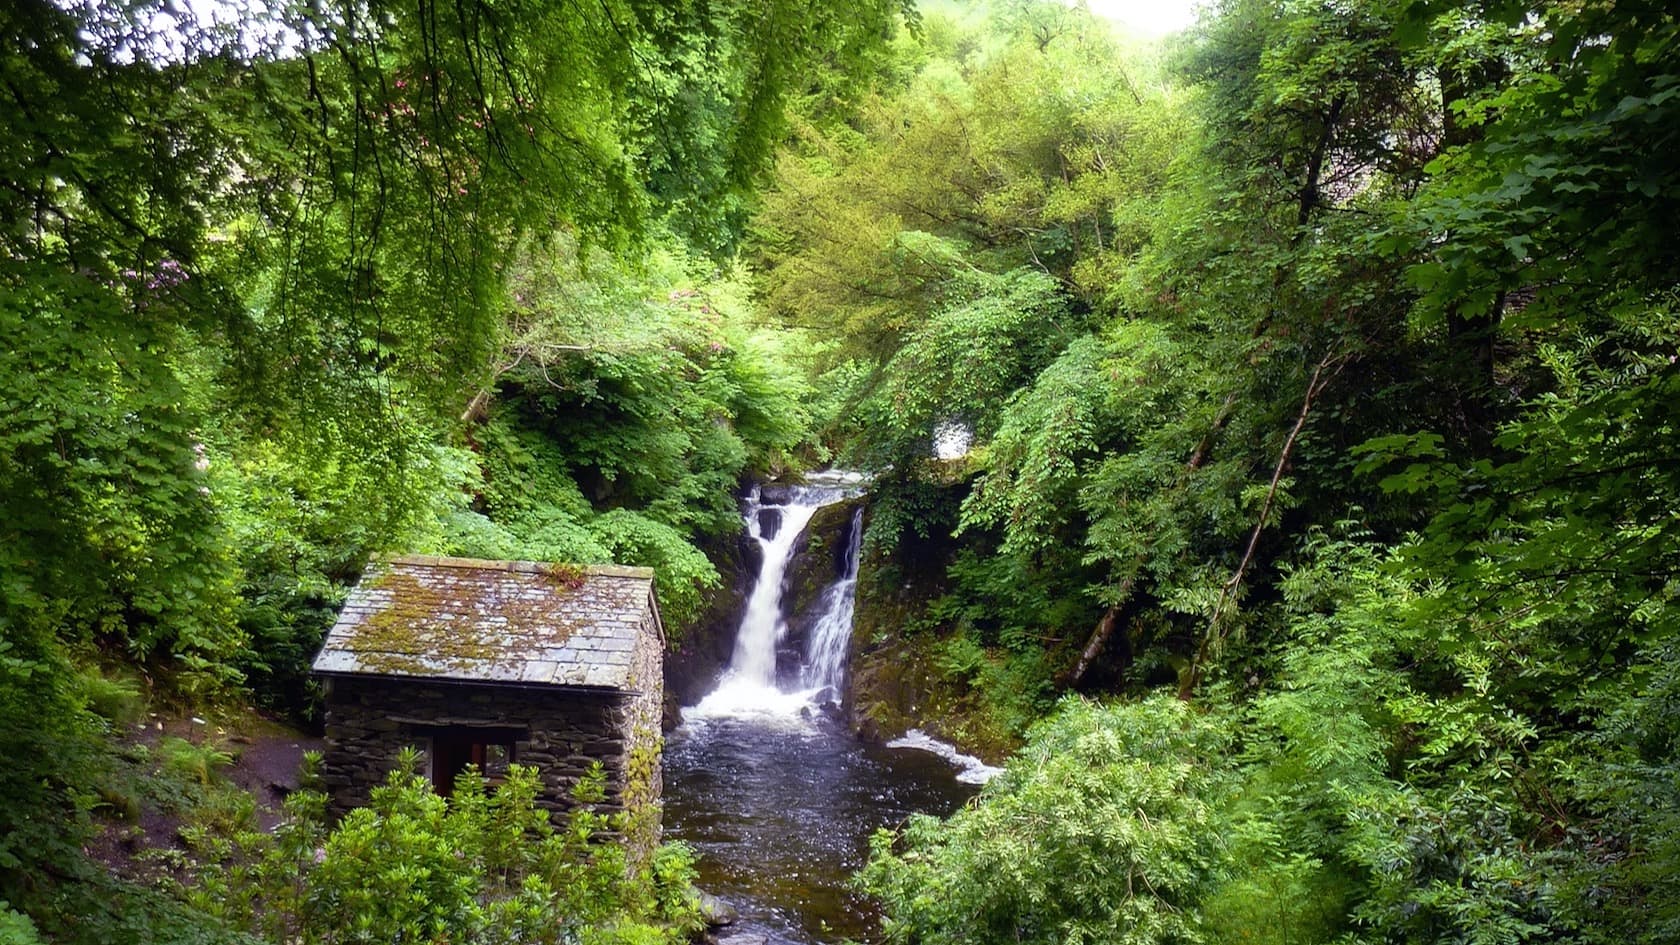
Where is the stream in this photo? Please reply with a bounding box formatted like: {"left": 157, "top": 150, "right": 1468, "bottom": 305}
{"left": 664, "top": 475, "right": 998, "bottom": 944}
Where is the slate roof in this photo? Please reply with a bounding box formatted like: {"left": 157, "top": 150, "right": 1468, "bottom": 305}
{"left": 311, "top": 555, "right": 662, "bottom": 691}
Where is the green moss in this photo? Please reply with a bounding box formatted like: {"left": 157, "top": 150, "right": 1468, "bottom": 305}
{"left": 351, "top": 569, "right": 582, "bottom": 676}
{"left": 850, "top": 634, "right": 1020, "bottom": 762}
{"left": 539, "top": 563, "right": 587, "bottom": 591}
{"left": 621, "top": 725, "right": 663, "bottom": 868}
{"left": 849, "top": 540, "right": 1024, "bottom": 761}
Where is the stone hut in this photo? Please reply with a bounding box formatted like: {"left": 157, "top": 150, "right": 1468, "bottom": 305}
{"left": 311, "top": 555, "right": 664, "bottom": 832}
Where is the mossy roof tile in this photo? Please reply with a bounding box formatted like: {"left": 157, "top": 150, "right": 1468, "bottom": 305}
{"left": 310, "top": 555, "right": 661, "bottom": 691}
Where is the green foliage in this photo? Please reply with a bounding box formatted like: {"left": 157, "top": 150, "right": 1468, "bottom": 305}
{"left": 0, "top": 619, "right": 105, "bottom": 909}
{"left": 851, "top": 267, "right": 1083, "bottom": 469}
{"left": 219, "top": 425, "right": 473, "bottom": 715}
{"left": 835, "top": 5, "right": 1680, "bottom": 945}
{"left": 1199, "top": 848, "right": 1352, "bottom": 945}
{"left": 1562, "top": 639, "right": 1680, "bottom": 945}
{"left": 0, "top": 270, "right": 243, "bottom": 692}
{"left": 0, "top": 689, "right": 256, "bottom": 944}
{"left": 78, "top": 671, "right": 146, "bottom": 727}
{"left": 0, "top": 0, "right": 905, "bottom": 613}
{"left": 587, "top": 511, "right": 721, "bottom": 630}
{"left": 434, "top": 236, "right": 838, "bottom": 632}
{"left": 189, "top": 756, "right": 700, "bottom": 945}
{"left": 0, "top": 904, "right": 43, "bottom": 945}
{"left": 158, "top": 737, "right": 235, "bottom": 789}
{"left": 965, "top": 321, "right": 1214, "bottom": 572}
{"left": 861, "top": 697, "right": 1233, "bottom": 945}
{"left": 1398, "top": 0, "right": 1680, "bottom": 337}
{"left": 1, "top": 0, "right": 906, "bottom": 934}
{"left": 6, "top": 2, "right": 1680, "bottom": 945}
{"left": 646, "top": 843, "right": 707, "bottom": 938}
{"left": 2, "top": 0, "right": 895, "bottom": 713}
{"left": 22, "top": 871, "right": 258, "bottom": 945}
{"left": 754, "top": 3, "right": 1183, "bottom": 359}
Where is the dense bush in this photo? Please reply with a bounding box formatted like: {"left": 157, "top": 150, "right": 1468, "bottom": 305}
{"left": 805, "top": 3, "right": 1680, "bottom": 945}
{"left": 0, "top": 0, "right": 899, "bottom": 934}
{"left": 187, "top": 752, "right": 702, "bottom": 945}
{"left": 861, "top": 698, "right": 1233, "bottom": 945}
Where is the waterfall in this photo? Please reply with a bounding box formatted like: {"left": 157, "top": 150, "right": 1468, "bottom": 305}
{"left": 801, "top": 506, "right": 863, "bottom": 699}
{"left": 663, "top": 474, "right": 993, "bottom": 945}
{"left": 726, "top": 486, "right": 829, "bottom": 687}
{"left": 686, "top": 473, "right": 863, "bottom": 722}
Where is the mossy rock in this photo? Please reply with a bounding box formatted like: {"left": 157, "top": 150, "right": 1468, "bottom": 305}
{"left": 782, "top": 497, "right": 864, "bottom": 651}
{"left": 844, "top": 504, "right": 1017, "bottom": 762}
{"left": 847, "top": 631, "right": 1018, "bottom": 763}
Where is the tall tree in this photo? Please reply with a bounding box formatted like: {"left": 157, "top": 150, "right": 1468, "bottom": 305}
{"left": 0, "top": 0, "right": 906, "bottom": 926}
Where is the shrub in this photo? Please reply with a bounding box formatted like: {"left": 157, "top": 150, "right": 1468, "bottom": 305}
{"left": 158, "top": 737, "right": 235, "bottom": 788}
{"left": 189, "top": 751, "right": 700, "bottom": 945}
{"left": 78, "top": 672, "right": 146, "bottom": 726}
{"left": 859, "top": 696, "right": 1234, "bottom": 945}
{"left": 0, "top": 904, "right": 44, "bottom": 945}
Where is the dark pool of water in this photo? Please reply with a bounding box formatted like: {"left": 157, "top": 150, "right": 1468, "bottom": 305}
{"left": 663, "top": 715, "right": 979, "bottom": 944}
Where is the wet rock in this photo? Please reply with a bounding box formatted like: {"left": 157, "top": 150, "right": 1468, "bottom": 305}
{"left": 781, "top": 498, "right": 863, "bottom": 669}
{"left": 844, "top": 492, "right": 1022, "bottom": 762}
{"left": 697, "top": 891, "right": 739, "bottom": 927}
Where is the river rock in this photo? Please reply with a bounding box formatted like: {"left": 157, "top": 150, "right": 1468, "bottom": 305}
{"left": 697, "top": 890, "right": 739, "bottom": 927}
{"left": 757, "top": 482, "right": 802, "bottom": 505}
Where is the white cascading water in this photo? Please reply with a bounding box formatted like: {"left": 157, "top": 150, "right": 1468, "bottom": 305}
{"left": 801, "top": 506, "right": 863, "bottom": 699}
{"left": 681, "top": 470, "right": 1000, "bottom": 784}
{"left": 685, "top": 473, "right": 863, "bottom": 723}
{"left": 664, "top": 472, "right": 997, "bottom": 945}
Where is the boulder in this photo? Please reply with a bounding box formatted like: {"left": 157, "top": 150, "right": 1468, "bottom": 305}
{"left": 697, "top": 890, "right": 739, "bottom": 927}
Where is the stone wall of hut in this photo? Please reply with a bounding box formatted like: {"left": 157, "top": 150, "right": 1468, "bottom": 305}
{"left": 319, "top": 673, "right": 661, "bottom": 827}
{"left": 620, "top": 608, "right": 665, "bottom": 820}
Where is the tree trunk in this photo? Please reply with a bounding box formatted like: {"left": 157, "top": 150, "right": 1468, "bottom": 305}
{"left": 1181, "top": 350, "right": 1346, "bottom": 699}
{"left": 1067, "top": 577, "right": 1134, "bottom": 687}
{"left": 1296, "top": 96, "right": 1345, "bottom": 230}
{"left": 1067, "top": 395, "right": 1238, "bottom": 688}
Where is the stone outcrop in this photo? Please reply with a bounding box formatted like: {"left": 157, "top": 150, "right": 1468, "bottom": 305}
{"left": 779, "top": 497, "right": 863, "bottom": 680}
{"left": 843, "top": 498, "right": 1016, "bottom": 761}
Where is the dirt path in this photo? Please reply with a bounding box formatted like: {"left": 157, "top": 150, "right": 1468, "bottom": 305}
{"left": 85, "top": 711, "right": 324, "bottom": 879}
{"left": 225, "top": 724, "right": 325, "bottom": 827}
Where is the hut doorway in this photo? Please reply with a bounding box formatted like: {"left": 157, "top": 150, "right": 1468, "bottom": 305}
{"left": 425, "top": 726, "right": 523, "bottom": 796}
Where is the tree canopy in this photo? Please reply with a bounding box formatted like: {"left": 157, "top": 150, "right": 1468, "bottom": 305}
{"left": 4, "top": 0, "right": 1680, "bottom": 943}
{"left": 1, "top": 1, "right": 905, "bottom": 938}
{"left": 821, "top": 3, "right": 1680, "bottom": 945}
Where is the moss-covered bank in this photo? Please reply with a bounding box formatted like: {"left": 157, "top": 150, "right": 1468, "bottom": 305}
{"left": 844, "top": 504, "right": 1019, "bottom": 763}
